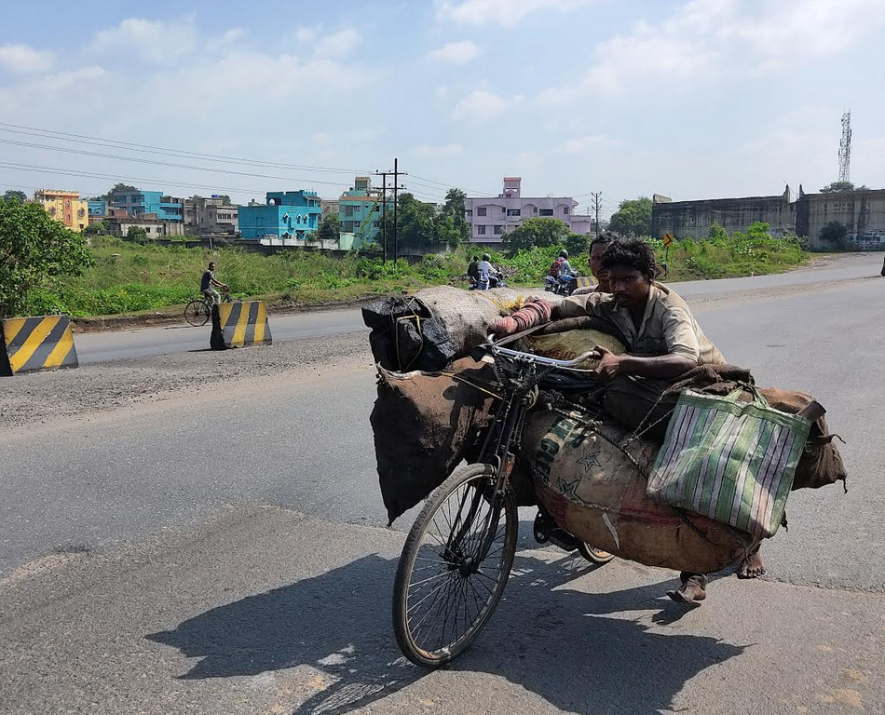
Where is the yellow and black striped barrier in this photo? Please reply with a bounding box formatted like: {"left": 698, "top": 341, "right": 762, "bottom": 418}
{"left": 210, "top": 301, "right": 272, "bottom": 350}
{"left": 0, "top": 315, "right": 79, "bottom": 376}
{"left": 574, "top": 276, "right": 594, "bottom": 290}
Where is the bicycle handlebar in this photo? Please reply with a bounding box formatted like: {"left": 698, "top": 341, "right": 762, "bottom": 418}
{"left": 484, "top": 334, "right": 600, "bottom": 368}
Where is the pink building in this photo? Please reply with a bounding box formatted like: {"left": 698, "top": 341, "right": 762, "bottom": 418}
{"left": 464, "top": 177, "right": 594, "bottom": 245}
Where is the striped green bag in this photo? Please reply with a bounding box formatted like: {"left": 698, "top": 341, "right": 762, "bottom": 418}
{"left": 646, "top": 388, "right": 812, "bottom": 538}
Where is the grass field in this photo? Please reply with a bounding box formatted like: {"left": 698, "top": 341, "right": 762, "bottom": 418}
{"left": 24, "top": 234, "right": 809, "bottom": 318}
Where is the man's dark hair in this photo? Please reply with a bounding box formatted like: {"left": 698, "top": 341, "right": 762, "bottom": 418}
{"left": 600, "top": 237, "right": 656, "bottom": 276}
{"left": 472, "top": 255, "right": 479, "bottom": 261}
{"left": 589, "top": 230, "right": 618, "bottom": 253}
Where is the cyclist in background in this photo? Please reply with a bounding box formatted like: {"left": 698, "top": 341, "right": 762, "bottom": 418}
{"left": 201, "top": 261, "right": 229, "bottom": 306}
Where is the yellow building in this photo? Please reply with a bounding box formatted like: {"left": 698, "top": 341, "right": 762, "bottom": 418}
{"left": 34, "top": 189, "right": 89, "bottom": 232}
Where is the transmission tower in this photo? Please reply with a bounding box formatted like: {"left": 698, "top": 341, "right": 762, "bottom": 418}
{"left": 838, "top": 110, "right": 852, "bottom": 183}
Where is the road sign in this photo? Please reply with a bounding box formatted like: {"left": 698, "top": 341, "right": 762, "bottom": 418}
{"left": 662, "top": 233, "right": 675, "bottom": 247}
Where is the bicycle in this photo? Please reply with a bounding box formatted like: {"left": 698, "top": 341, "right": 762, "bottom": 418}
{"left": 392, "top": 337, "right": 611, "bottom": 668}
{"left": 183, "top": 290, "right": 232, "bottom": 327}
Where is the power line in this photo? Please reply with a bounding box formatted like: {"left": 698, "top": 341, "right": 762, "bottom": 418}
{"left": 0, "top": 138, "right": 362, "bottom": 189}
{"left": 0, "top": 122, "right": 369, "bottom": 175}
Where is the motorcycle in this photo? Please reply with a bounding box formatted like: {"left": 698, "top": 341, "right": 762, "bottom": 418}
{"left": 468, "top": 273, "right": 507, "bottom": 290}
{"left": 544, "top": 271, "right": 581, "bottom": 296}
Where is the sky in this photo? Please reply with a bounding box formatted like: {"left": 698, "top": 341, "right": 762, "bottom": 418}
{"left": 1, "top": 0, "right": 883, "bottom": 219}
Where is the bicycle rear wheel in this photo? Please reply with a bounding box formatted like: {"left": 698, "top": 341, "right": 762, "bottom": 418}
{"left": 184, "top": 299, "right": 210, "bottom": 327}
{"left": 393, "top": 463, "right": 518, "bottom": 668}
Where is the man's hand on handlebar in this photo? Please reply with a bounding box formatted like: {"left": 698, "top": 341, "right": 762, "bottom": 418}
{"left": 593, "top": 346, "right": 623, "bottom": 382}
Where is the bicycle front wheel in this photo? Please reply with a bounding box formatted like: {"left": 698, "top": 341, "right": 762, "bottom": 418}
{"left": 393, "top": 463, "right": 518, "bottom": 668}
{"left": 184, "top": 299, "right": 210, "bottom": 327}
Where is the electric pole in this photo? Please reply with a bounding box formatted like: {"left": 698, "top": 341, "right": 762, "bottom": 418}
{"left": 372, "top": 169, "right": 391, "bottom": 262}
{"left": 591, "top": 192, "right": 602, "bottom": 237}
{"left": 376, "top": 159, "right": 408, "bottom": 263}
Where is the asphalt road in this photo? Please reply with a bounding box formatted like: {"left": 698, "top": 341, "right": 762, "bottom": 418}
{"left": 76, "top": 307, "right": 368, "bottom": 364}
{"left": 73, "top": 252, "right": 880, "bottom": 365}
{"left": 2, "top": 254, "right": 884, "bottom": 714}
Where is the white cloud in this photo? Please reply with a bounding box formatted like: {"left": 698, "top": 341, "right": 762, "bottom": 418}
{"left": 206, "top": 28, "right": 244, "bottom": 51}
{"left": 92, "top": 18, "right": 197, "bottom": 64}
{"left": 435, "top": 0, "right": 593, "bottom": 28}
{"left": 43, "top": 66, "right": 107, "bottom": 90}
{"left": 415, "top": 143, "right": 463, "bottom": 157}
{"left": 550, "top": 0, "right": 885, "bottom": 98}
{"left": 315, "top": 29, "right": 361, "bottom": 59}
{"left": 295, "top": 25, "right": 322, "bottom": 44}
{"left": 427, "top": 40, "right": 482, "bottom": 64}
{"left": 0, "top": 44, "right": 55, "bottom": 74}
{"left": 451, "top": 90, "right": 514, "bottom": 122}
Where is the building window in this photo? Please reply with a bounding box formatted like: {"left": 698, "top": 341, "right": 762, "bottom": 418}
{"left": 562, "top": 207, "right": 569, "bottom": 215}
{"left": 466, "top": 210, "right": 473, "bottom": 217}
{"left": 494, "top": 225, "right": 504, "bottom": 235}
{"left": 477, "top": 207, "right": 487, "bottom": 217}
{"left": 345, "top": 205, "right": 354, "bottom": 217}
{"left": 506, "top": 209, "right": 520, "bottom": 216}
{"left": 539, "top": 209, "right": 554, "bottom": 216}
{"left": 477, "top": 225, "right": 486, "bottom": 235}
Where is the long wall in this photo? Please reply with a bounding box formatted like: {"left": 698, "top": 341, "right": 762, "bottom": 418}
{"left": 652, "top": 188, "right": 885, "bottom": 250}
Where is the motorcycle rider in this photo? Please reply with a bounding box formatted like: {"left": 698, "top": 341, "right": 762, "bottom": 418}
{"left": 467, "top": 255, "right": 480, "bottom": 283}
{"left": 477, "top": 253, "right": 497, "bottom": 290}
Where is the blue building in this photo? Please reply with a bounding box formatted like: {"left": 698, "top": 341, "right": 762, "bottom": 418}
{"left": 338, "top": 176, "right": 392, "bottom": 248}
{"left": 238, "top": 191, "right": 323, "bottom": 241}
{"left": 109, "top": 189, "right": 183, "bottom": 223}
{"left": 87, "top": 200, "right": 107, "bottom": 221}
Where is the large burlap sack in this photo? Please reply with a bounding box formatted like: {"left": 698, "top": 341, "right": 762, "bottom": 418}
{"left": 522, "top": 409, "right": 759, "bottom": 574}
{"left": 409, "top": 285, "right": 564, "bottom": 357}
{"left": 521, "top": 328, "right": 626, "bottom": 370}
{"left": 371, "top": 356, "right": 497, "bottom": 523}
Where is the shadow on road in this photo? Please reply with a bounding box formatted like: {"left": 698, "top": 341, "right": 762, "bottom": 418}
{"left": 148, "top": 550, "right": 745, "bottom": 714}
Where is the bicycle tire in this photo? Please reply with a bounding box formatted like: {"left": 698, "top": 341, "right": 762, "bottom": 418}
{"left": 184, "top": 299, "right": 210, "bottom": 327}
{"left": 393, "top": 463, "right": 518, "bottom": 669}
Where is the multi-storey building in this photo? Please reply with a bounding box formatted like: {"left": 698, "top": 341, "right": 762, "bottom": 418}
{"left": 338, "top": 177, "right": 392, "bottom": 248}
{"left": 183, "top": 196, "right": 238, "bottom": 235}
{"left": 34, "top": 189, "right": 89, "bottom": 232}
{"left": 238, "top": 191, "right": 322, "bottom": 241}
{"left": 463, "top": 178, "right": 591, "bottom": 246}
{"left": 109, "top": 189, "right": 183, "bottom": 224}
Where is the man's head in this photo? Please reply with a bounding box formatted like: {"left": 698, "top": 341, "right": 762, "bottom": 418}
{"left": 559, "top": 249, "right": 568, "bottom": 259}
{"left": 482, "top": 253, "right": 491, "bottom": 262}
{"left": 208, "top": 261, "right": 216, "bottom": 271}
{"left": 600, "top": 237, "right": 657, "bottom": 307}
{"left": 588, "top": 232, "right": 617, "bottom": 284}
{"left": 472, "top": 255, "right": 479, "bottom": 262}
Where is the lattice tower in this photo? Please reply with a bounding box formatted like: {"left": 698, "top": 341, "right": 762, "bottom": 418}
{"left": 838, "top": 110, "right": 852, "bottom": 183}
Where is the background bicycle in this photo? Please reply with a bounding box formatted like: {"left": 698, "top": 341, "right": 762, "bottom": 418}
{"left": 183, "top": 290, "right": 233, "bottom": 327}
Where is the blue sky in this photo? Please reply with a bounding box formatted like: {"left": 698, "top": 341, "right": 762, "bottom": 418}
{"left": 1, "top": 0, "right": 883, "bottom": 217}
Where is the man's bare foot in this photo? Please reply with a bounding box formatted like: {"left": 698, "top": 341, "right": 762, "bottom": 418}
{"left": 666, "top": 574, "right": 707, "bottom": 606}
{"left": 737, "top": 549, "right": 766, "bottom": 579}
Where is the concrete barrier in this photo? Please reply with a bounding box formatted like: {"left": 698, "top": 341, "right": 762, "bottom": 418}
{"left": 210, "top": 301, "right": 272, "bottom": 350}
{"left": 574, "top": 276, "right": 594, "bottom": 290}
{"left": 0, "top": 315, "right": 79, "bottom": 376}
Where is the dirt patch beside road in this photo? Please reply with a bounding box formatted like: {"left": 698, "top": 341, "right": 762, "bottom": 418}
{"left": 0, "top": 331, "right": 372, "bottom": 430}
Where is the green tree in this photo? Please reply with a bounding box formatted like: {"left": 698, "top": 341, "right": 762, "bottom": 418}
{"left": 317, "top": 213, "right": 341, "bottom": 242}
{"left": 218, "top": 195, "right": 232, "bottom": 205}
{"left": 502, "top": 217, "right": 571, "bottom": 255}
{"left": 564, "top": 232, "right": 590, "bottom": 256}
{"left": 0, "top": 198, "right": 93, "bottom": 317}
{"left": 126, "top": 226, "right": 149, "bottom": 243}
{"left": 102, "top": 183, "right": 139, "bottom": 201}
{"left": 2, "top": 190, "right": 27, "bottom": 204}
{"left": 820, "top": 181, "right": 868, "bottom": 193}
{"left": 84, "top": 220, "right": 109, "bottom": 236}
{"left": 608, "top": 196, "right": 653, "bottom": 236}
{"left": 439, "top": 188, "right": 469, "bottom": 244}
{"left": 819, "top": 221, "right": 849, "bottom": 250}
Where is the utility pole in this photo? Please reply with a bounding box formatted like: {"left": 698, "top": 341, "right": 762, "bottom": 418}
{"left": 376, "top": 158, "right": 408, "bottom": 263}
{"left": 372, "top": 169, "right": 390, "bottom": 262}
{"left": 591, "top": 192, "right": 603, "bottom": 237}
{"left": 838, "top": 109, "right": 852, "bottom": 184}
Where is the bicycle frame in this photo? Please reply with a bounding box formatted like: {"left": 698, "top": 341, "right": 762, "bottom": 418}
{"left": 445, "top": 339, "right": 601, "bottom": 564}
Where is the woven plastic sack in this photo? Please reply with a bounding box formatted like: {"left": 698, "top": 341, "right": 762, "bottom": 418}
{"left": 647, "top": 389, "right": 812, "bottom": 538}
